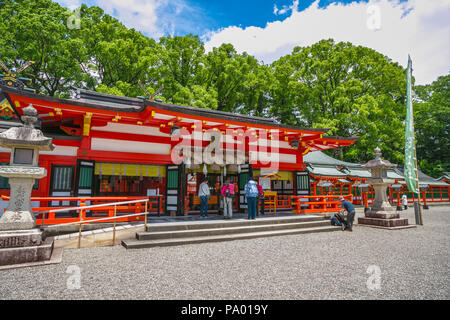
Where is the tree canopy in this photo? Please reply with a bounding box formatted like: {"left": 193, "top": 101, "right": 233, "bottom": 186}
{"left": 269, "top": 40, "right": 407, "bottom": 164}
{"left": 0, "top": 0, "right": 448, "bottom": 177}
{"left": 414, "top": 74, "right": 450, "bottom": 177}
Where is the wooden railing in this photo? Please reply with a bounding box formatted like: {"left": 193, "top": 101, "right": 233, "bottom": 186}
{"left": 276, "top": 195, "right": 292, "bottom": 208}
{"left": 1, "top": 195, "right": 164, "bottom": 225}
{"left": 184, "top": 195, "right": 220, "bottom": 212}
{"left": 263, "top": 191, "right": 277, "bottom": 213}
{"left": 41, "top": 198, "right": 152, "bottom": 248}
{"left": 291, "top": 195, "right": 352, "bottom": 215}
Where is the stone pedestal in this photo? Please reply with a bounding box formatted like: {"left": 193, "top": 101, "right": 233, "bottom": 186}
{"left": 0, "top": 104, "right": 60, "bottom": 268}
{"left": 357, "top": 147, "right": 414, "bottom": 230}
{"left": 358, "top": 214, "right": 410, "bottom": 228}
{"left": 0, "top": 170, "right": 45, "bottom": 231}
{"left": 0, "top": 229, "right": 54, "bottom": 266}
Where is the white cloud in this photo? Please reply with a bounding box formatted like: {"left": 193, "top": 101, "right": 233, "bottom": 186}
{"left": 273, "top": 4, "right": 279, "bottom": 15}
{"left": 204, "top": 0, "right": 450, "bottom": 85}
{"left": 57, "top": 0, "right": 83, "bottom": 10}
{"left": 274, "top": 0, "right": 299, "bottom": 16}
{"left": 56, "top": 0, "right": 200, "bottom": 39}
{"left": 96, "top": 0, "right": 163, "bottom": 37}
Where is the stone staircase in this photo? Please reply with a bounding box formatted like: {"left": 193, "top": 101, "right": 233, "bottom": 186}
{"left": 121, "top": 215, "right": 339, "bottom": 249}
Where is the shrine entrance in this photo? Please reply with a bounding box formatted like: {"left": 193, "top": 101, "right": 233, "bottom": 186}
{"left": 184, "top": 165, "right": 240, "bottom": 215}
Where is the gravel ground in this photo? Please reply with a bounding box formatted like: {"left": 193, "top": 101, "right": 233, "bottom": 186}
{"left": 1, "top": 206, "right": 449, "bottom": 300}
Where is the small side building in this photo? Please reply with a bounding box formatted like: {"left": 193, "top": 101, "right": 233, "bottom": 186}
{"left": 303, "top": 151, "right": 450, "bottom": 205}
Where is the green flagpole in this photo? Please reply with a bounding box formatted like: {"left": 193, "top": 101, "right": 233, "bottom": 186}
{"left": 404, "top": 55, "right": 423, "bottom": 225}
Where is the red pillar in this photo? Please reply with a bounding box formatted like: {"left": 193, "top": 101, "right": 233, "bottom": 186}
{"left": 422, "top": 189, "right": 429, "bottom": 209}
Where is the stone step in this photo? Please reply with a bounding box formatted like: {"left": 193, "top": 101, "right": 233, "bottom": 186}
{"left": 122, "top": 226, "right": 340, "bottom": 249}
{"left": 146, "top": 215, "right": 325, "bottom": 232}
{"left": 137, "top": 220, "right": 331, "bottom": 240}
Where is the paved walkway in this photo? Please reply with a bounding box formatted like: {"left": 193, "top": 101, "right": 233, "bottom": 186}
{"left": 0, "top": 206, "right": 449, "bottom": 300}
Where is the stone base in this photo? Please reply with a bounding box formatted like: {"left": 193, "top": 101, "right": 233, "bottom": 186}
{"left": 0, "top": 229, "right": 55, "bottom": 266}
{"left": 0, "top": 247, "right": 63, "bottom": 271}
{"left": 359, "top": 206, "right": 414, "bottom": 229}
{"left": 357, "top": 224, "right": 416, "bottom": 230}
{"left": 369, "top": 205, "right": 396, "bottom": 212}
{"left": 0, "top": 229, "right": 42, "bottom": 247}
{"left": 358, "top": 217, "right": 410, "bottom": 228}
{"left": 0, "top": 210, "right": 36, "bottom": 231}
{"left": 365, "top": 212, "right": 400, "bottom": 219}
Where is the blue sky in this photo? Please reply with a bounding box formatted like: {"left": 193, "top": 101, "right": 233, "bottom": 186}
{"left": 58, "top": 0, "right": 398, "bottom": 37}
{"left": 57, "top": 0, "right": 449, "bottom": 84}
{"left": 169, "top": 0, "right": 372, "bottom": 35}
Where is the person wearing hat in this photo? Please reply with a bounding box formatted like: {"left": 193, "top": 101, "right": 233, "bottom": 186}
{"left": 339, "top": 197, "right": 355, "bottom": 231}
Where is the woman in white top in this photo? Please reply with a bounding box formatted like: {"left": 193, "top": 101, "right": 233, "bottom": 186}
{"left": 402, "top": 194, "right": 408, "bottom": 210}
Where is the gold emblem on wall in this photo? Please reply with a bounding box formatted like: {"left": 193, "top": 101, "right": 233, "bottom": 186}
{"left": 0, "top": 98, "right": 14, "bottom": 120}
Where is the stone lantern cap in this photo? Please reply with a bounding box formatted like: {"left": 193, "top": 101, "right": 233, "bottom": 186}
{"left": 0, "top": 105, "right": 54, "bottom": 151}
{"left": 361, "top": 147, "right": 397, "bottom": 170}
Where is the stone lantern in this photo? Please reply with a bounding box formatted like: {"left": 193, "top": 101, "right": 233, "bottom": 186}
{"left": 357, "top": 147, "right": 413, "bottom": 229}
{"left": 0, "top": 105, "right": 54, "bottom": 230}
{"left": 0, "top": 105, "right": 58, "bottom": 268}
{"left": 362, "top": 147, "right": 396, "bottom": 214}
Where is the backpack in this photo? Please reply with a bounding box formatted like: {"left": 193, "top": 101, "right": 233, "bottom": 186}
{"left": 225, "top": 184, "right": 235, "bottom": 198}
{"left": 330, "top": 213, "right": 347, "bottom": 230}
{"left": 246, "top": 181, "right": 259, "bottom": 197}
{"left": 222, "top": 184, "right": 235, "bottom": 198}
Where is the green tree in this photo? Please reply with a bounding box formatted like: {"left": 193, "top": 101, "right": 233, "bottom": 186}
{"left": 269, "top": 39, "right": 407, "bottom": 163}
{"left": 156, "top": 35, "right": 211, "bottom": 107}
{"left": 204, "top": 44, "right": 254, "bottom": 112}
{"left": 240, "top": 59, "right": 273, "bottom": 117}
{"left": 0, "top": 0, "right": 86, "bottom": 97}
{"left": 74, "top": 5, "right": 160, "bottom": 97}
{"left": 414, "top": 74, "right": 450, "bottom": 177}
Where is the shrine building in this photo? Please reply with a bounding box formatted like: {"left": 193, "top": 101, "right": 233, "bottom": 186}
{"left": 0, "top": 85, "right": 358, "bottom": 215}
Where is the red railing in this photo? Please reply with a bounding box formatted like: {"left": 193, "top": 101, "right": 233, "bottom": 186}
{"left": 276, "top": 195, "right": 292, "bottom": 208}
{"left": 1, "top": 195, "right": 164, "bottom": 225}
{"left": 291, "top": 195, "right": 352, "bottom": 215}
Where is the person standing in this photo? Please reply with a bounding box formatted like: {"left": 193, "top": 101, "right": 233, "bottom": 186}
{"left": 198, "top": 179, "right": 210, "bottom": 218}
{"left": 221, "top": 179, "right": 235, "bottom": 219}
{"left": 402, "top": 194, "right": 408, "bottom": 210}
{"left": 339, "top": 196, "right": 356, "bottom": 231}
{"left": 256, "top": 182, "right": 264, "bottom": 216}
{"left": 245, "top": 176, "right": 259, "bottom": 220}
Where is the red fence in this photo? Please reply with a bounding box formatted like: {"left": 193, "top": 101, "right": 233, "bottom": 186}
{"left": 1, "top": 195, "right": 164, "bottom": 226}
{"left": 291, "top": 195, "right": 352, "bottom": 215}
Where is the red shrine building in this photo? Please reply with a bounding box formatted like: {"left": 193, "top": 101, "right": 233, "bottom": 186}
{"left": 0, "top": 85, "right": 358, "bottom": 215}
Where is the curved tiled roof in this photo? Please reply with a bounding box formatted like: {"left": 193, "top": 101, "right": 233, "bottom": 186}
{"left": 304, "top": 151, "right": 449, "bottom": 186}
{"left": 303, "top": 151, "right": 361, "bottom": 167}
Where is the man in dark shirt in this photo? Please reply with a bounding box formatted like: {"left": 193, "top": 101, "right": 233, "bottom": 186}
{"left": 339, "top": 197, "right": 355, "bottom": 231}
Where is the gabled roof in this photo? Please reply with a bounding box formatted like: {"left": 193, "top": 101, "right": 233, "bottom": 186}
{"left": 396, "top": 167, "right": 449, "bottom": 186}
{"left": 76, "top": 88, "right": 280, "bottom": 127}
{"left": 436, "top": 172, "right": 450, "bottom": 181}
{"left": 304, "top": 151, "right": 449, "bottom": 186}
{"left": 346, "top": 168, "right": 372, "bottom": 178}
{"left": 303, "top": 150, "right": 360, "bottom": 167}
{"left": 0, "top": 85, "right": 360, "bottom": 156}
{"left": 306, "top": 164, "right": 347, "bottom": 177}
